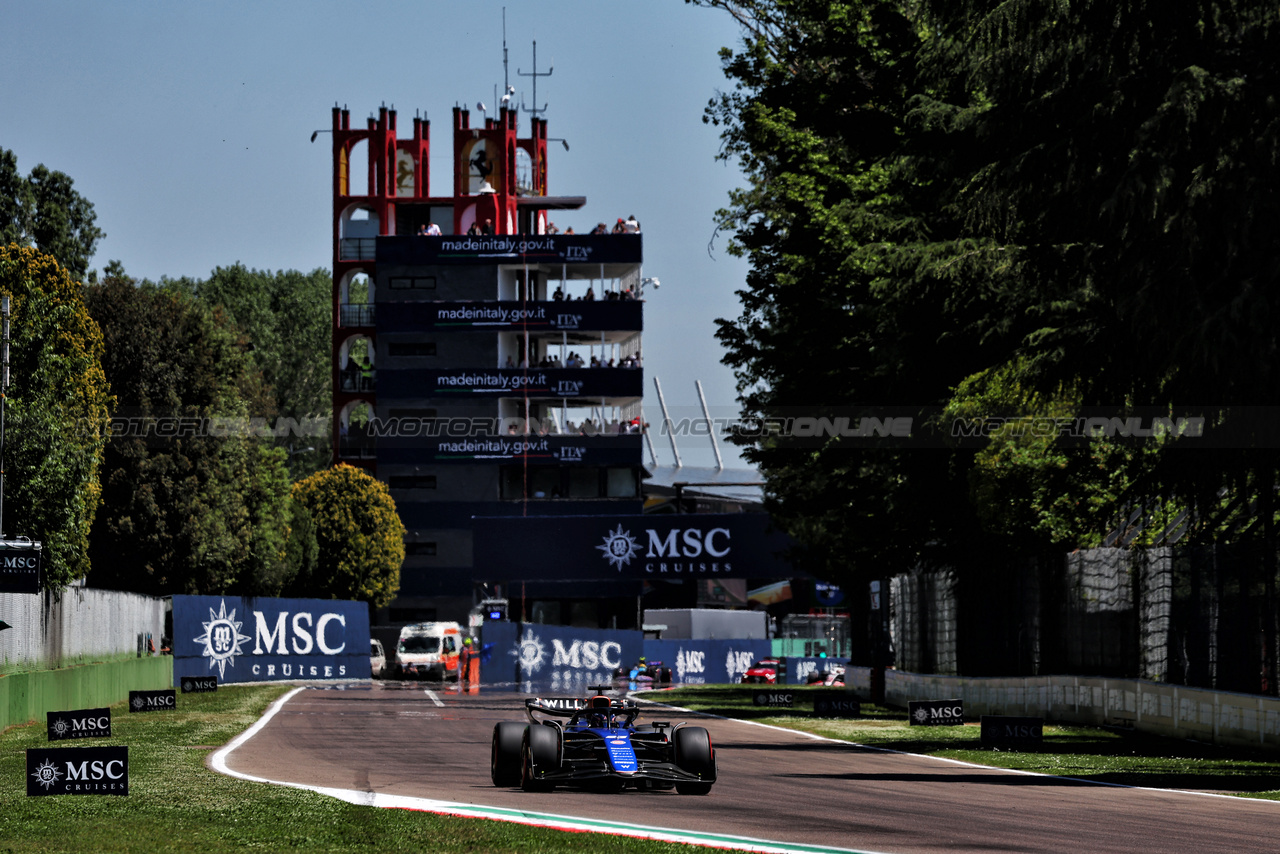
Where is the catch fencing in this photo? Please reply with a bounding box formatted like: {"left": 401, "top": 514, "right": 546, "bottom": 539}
{"left": 889, "top": 543, "right": 1280, "bottom": 696}
{"left": 0, "top": 587, "right": 166, "bottom": 674}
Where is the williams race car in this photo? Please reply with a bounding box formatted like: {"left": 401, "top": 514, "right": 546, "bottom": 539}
{"left": 491, "top": 686, "right": 716, "bottom": 794}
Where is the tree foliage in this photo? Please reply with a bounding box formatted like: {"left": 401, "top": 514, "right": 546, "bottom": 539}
{"left": 162, "top": 264, "right": 332, "bottom": 480}
{"left": 699, "top": 0, "right": 1280, "bottom": 583}
{"left": 0, "top": 149, "right": 104, "bottom": 280}
{"left": 289, "top": 464, "right": 404, "bottom": 607}
{"left": 0, "top": 245, "right": 112, "bottom": 588}
{"left": 83, "top": 273, "right": 298, "bottom": 596}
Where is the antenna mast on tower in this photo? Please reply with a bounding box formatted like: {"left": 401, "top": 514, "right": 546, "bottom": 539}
{"left": 519, "top": 40, "right": 553, "bottom": 118}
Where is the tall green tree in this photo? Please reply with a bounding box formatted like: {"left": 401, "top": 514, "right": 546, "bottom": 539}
{"left": 698, "top": 0, "right": 989, "bottom": 583}
{"left": 0, "top": 244, "right": 112, "bottom": 587}
{"left": 289, "top": 464, "right": 404, "bottom": 607}
{"left": 0, "top": 149, "right": 104, "bottom": 280}
{"left": 908, "top": 0, "right": 1280, "bottom": 519}
{"left": 700, "top": 0, "right": 1280, "bottom": 584}
{"left": 164, "top": 264, "right": 332, "bottom": 480}
{"left": 83, "top": 273, "right": 295, "bottom": 595}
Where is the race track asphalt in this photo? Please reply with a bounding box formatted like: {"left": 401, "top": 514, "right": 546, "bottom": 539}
{"left": 219, "top": 682, "right": 1280, "bottom": 854}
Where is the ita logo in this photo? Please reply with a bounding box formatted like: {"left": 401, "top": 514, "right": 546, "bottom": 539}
{"left": 193, "top": 598, "right": 251, "bottom": 678}
{"left": 597, "top": 525, "right": 639, "bottom": 570}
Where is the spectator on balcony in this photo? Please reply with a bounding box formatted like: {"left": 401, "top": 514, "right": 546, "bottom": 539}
{"left": 584, "top": 287, "right": 595, "bottom": 301}
{"left": 553, "top": 286, "right": 564, "bottom": 301}
{"left": 612, "top": 218, "right": 627, "bottom": 234}
{"left": 625, "top": 215, "right": 640, "bottom": 233}
{"left": 505, "top": 356, "right": 515, "bottom": 368}
{"left": 547, "top": 222, "right": 560, "bottom": 234}
{"left": 467, "top": 221, "right": 482, "bottom": 236}
{"left": 426, "top": 222, "right": 441, "bottom": 236}
{"left": 564, "top": 227, "right": 576, "bottom": 235}
{"left": 482, "top": 218, "right": 495, "bottom": 235}
{"left": 590, "top": 223, "right": 608, "bottom": 235}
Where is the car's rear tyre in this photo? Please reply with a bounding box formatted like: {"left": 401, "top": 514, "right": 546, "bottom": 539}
{"left": 521, "top": 724, "right": 560, "bottom": 792}
{"left": 674, "top": 726, "right": 714, "bottom": 795}
{"left": 491, "top": 722, "right": 526, "bottom": 787}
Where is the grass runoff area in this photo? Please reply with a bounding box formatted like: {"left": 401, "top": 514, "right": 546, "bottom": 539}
{"left": 0, "top": 684, "right": 727, "bottom": 854}
{"left": 649, "top": 685, "right": 1280, "bottom": 800}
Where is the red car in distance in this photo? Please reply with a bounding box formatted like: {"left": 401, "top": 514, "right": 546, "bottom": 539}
{"left": 740, "top": 658, "right": 780, "bottom": 684}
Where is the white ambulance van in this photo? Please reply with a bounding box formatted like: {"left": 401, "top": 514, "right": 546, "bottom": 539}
{"left": 393, "top": 621, "right": 464, "bottom": 680}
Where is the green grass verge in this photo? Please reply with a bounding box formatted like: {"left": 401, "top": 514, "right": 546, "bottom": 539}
{"left": 646, "top": 685, "right": 1280, "bottom": 800}
{"left": 0, "top": 684, "right": 726, "bottom": 854}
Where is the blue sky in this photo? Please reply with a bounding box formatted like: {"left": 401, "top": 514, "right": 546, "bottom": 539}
{"left": 2, "top": 0, "right": 754, "bottom": 469}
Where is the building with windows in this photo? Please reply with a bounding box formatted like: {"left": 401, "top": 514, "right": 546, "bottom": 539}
{"left": 327, "top": 104, "right": 650, "bottom": 627}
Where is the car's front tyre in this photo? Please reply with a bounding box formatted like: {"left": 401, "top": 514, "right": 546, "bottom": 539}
{"left": 674, "top": 726, "right": 715, "bottom": 795}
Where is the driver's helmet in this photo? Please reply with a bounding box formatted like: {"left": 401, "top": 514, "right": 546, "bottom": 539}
{"left": 588, "top": 694, "right": 612, "bottom": 727}
{"left": 638, "top": 656, "right": 646, "bottom": 665}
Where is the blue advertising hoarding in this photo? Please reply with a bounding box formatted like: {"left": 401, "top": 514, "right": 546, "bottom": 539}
{"left": 480, "top": 621, "right": 642, "bottom": 693}
{"left": 377, "top": 301, "right": 642, "bottom": 333}
{"left": 640, "top": 639, "right": 774, "bottom": 685}
{"left": 472, "top": 513, "right": 795, "bottom": 580}
{"left": 375, "top": 433, "right": 642, "bottom": 466}
{"left": 377, "top": 234, "right": 642, "bottom": 267}
{"left": 171, "top": 595, "right": 371, "bottom": 685}
{"left": 377, "top": 367, "right": 643, "bottom": 400}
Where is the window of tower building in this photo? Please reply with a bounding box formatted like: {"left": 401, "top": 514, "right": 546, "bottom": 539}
{"left": 606, "top": 467, "right": 640, "bottom": 498}
{"left": 390, "top": 276, "right": 437, "bottom": 290}
{"left": 389, "top": 475, "right": 437, "bottom": 490}
{"left": 567, "top": 467, "right": 598, "bottom": 499}
{"left": 499, "top": 466, "right": 641, "bottom": 500}
{"left": 388, "top": 342, "right": 437, "bottom": 357}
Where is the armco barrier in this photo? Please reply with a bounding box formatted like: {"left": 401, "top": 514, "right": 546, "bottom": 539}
{"left": 0, "top": 656, "right": 172, "bottom": 730}
{"left": 871, "top": 669, "right": 1280, "bottom": 751}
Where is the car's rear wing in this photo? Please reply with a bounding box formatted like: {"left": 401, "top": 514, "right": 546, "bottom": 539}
{"left": 525, "top": 697, "right": 588, "bottom": 718}
{"left": 525, "top": 694, "right": 641, "bottom": 724}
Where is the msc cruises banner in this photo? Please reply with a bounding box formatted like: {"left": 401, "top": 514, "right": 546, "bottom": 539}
{"left": 377, "top": 234, "right": 642, "bottom": 266}
{"left": 171, "top": 595, "right": 371, "bottom": 684}
{"left": 481, "top": 621, "right": 643, "bottom": 693}
{"left": 378, "top": 368, "right": 643, "bottom": 399}
{"left": 472, "top": 514, "right": 794, "bottom": 580}
{"left": 378, "top": 301, "right": 642, "bottom": 333}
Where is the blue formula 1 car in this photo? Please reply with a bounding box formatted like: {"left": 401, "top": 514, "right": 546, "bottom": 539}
{"left": 490, "top": 686, "right": 716, "bottom": 794}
